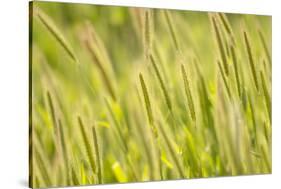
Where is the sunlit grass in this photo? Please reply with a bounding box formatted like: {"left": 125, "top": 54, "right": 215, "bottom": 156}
{"left": 29, "top": 1, "right": 272, "bottom": 188}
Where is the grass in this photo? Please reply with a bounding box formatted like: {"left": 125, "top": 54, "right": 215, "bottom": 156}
{"left": 30, "top": 2, "right": 272, "bottom": 188}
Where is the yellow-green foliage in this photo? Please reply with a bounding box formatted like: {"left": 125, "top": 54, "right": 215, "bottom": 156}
{"left": 30, "top": 1, "right": 272, "bottom": 188}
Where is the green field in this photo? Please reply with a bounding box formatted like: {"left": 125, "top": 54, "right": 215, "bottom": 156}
{"left": 29, "top": 1, "right": 272, "bottom": 188}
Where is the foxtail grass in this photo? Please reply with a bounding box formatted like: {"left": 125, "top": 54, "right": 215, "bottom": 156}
{"left": 31, "top": 4, "right": 271, "bottom": 186}
{"left": 139, "top": 73, "right": 163, "bottom": 179}
{"left": 143, "top": 9, "right": 153, "bottom": 59}
{"left": 84, "top": 35, "right": 116, "bottom": 101}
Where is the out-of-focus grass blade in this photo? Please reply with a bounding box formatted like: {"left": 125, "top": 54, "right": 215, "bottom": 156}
{"left": 77, "top": 116, "right": 97, "bottom": 175}
{"left": 211, "top": 15, "right": 229, "bottom": 76}
{"left": 243, "top": 31, "right": 259, "bottom": 92}
{"left": 112, "top": 162, "right": 128, "bottom": 182}
{"left": 163, "top": 10, "right": 180, "bottom": 51}
{"left": 143, "top": 9, "right": 153, "bottom": 59}
{"left": 150, "top": 54, "right": 172, "bottom": 112}
{"left": 258, "top": 30, "right": 271, "bottom": 66}
{"left": 139, "top": 73, "right": 154, "bottom": 127}
{"left": 34, "top": 7, "right": 77, "bottom": 62}
{"left": 217, "top": 60, "right": 231, "bottom": 99}
{"left": 92, "top": 125, "right": 102, "bottom": 184}
{"left": 230, "top": 45, "right": 241, "bottom": 98}
{"left": 181, "top": 64, "right": 196, "bottom": 122}
{"left": 260, "top": 70, "right": 271, "bottom": 123}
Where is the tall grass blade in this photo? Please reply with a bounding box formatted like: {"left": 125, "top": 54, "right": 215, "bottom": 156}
{"left": 34, "top": 7, "right": 77, "bottom": 62}
{"left": 78, "top": 116, "right": 97, "bottom": 174}
{"left": 139, "top": 73, "right": 154, "bottom": 126}
{"left": 34, "top": 146, "right": 52, "bottom": 186}
{"left": 143, "top": 9, "right": 153, "bottom": 59}
{"left": 139, "top": 73, "right": 163, "bottom": 179}
{"left": 71, "top": 166, "right": 80, "bottom": 185}
{"left": 181, "top": 64, "right": 196, "bottom": 122}
{"left": 163, "top": 10, "right": 180, "bottom": 51}
{"left": 92, "top": 125, "right": 102, "bottom": 184}
{"left": 260, "top": 71, "right": 271, "bottom": 123}
{"left": 230, "top": 45, "right": 241, "bottom": 97}
{"left": 248, "top": 95, "right": 257, "bottom": 148}
{"left": 104, "top": 99, "right": 128, "bottom": 152}
{"left": 46, "top": 91, "right": 57, "bottom": 129}
{"left": 211, "top": 16, "right": 229, "bottom": 76}
{"left": 258, "top": 30, "right": 271, "bottom": 66}
{"left": 243, "top": 31, "right": 259, "bottom": 92}
{"left": 150, "top": 54, "right": 172, "bottom": 111}
{"left": 85, "top": 37, "right": 116, "bottom": 101}
{"left": 217, "top": 13, "right": 235, "bottom": 45}
{"left": 57, "top": 119, "right": 70, "bottom": 184}
{"left": 158, "top": 124, "right": 185, "bottom": 177}
{"left": 217, "top": 60, "right": 231, "bottom": 99}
